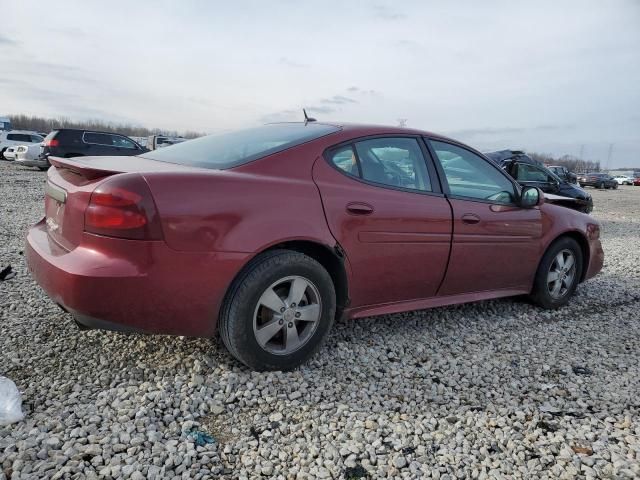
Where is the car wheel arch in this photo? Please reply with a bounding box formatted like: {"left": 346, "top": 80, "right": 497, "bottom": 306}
{"left": 219, "top": 239, "right": 350, "bottom": 325}
{"left": 540, "top": 231, "right": 591, "bottom": 284}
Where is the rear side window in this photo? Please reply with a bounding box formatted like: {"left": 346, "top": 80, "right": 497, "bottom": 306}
{"left": 31, "top": 135, "right": 44, "bottom": 142}
{"left": 7, "top": 133, "right": 33, "bottom": 142}
{"left": 141, "top": 123, "right": 340, "bottom": 169}
{"left": 329, "top": 137, "right": 432, "bottom": 192}
{"left": 83, "top": 132, "right": 114, "bottom": 146}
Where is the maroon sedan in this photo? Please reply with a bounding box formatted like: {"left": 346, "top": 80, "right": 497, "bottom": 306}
{"left": 26, "top": 122, "right": 604, "bottom": 370}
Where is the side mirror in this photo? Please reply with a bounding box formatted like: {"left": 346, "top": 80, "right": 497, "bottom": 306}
{"left": 520, "top": 186, "right": 544, "bottom": 208}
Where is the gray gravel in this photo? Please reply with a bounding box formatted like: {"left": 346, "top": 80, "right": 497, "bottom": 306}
{"left": 1, "top": 161, "right": 639, "bottom": 479}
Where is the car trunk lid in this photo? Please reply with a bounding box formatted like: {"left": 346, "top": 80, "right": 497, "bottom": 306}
{"left": 44, "top": 156, "right": 201, "bottom": 250}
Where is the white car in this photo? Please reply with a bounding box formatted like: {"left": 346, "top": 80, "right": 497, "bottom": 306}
{"left": 613, "top": 175, "right": 634, "bottom": 185}
{"left": 0, "top": 130, "right": 45, "bottom": 160}
{"left": 14, "top": 143, "right": 45, "bottom": 167}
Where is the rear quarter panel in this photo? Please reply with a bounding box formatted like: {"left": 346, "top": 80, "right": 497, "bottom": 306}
{"left": 143, "top": 145, "right": 337, "bottom": 253}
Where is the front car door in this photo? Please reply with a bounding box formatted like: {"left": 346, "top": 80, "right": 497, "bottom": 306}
{"left": 511, "top": 162, "right": 560, "bottom": 194}
{"left": 427, "top": 139, "right": 543, "bottom": 296}
{"left": 313, "top": 136, "right": 452, "bottom": 309}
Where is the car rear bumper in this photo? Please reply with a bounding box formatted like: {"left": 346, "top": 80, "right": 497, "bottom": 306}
{"left": 16, "top": 157, "right": 47, "bottom": 168}
{"left": 26, "top": 219, "right": 249, "bottom": 337}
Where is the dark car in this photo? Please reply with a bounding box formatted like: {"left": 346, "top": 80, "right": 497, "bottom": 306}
{"left": 26, "top": 123, "right": 604, "bottom": 371}
{"left": 485, "top": 150, "right": 593, "bottom": 213}
{"left": 578, "top": 172, "right": 618, "bottom": 189}
{"left": 36, "top": 129, "right": 148, "bottom": 169}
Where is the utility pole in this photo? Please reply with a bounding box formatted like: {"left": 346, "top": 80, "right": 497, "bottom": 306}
{"left": 579, "top": 144, "right": 584, "bottom": 159}
{"left": 606, "top": 143, "right": 613, "bottom": 172}
{"left": 397, "top": 118, "right": 407, "bottom": 128}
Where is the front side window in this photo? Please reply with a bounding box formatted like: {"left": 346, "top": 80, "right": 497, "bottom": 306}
{"left": 430, "top": 140, "right": 516, "bottom": 204}
{"left": 83, "top": 132, "right": 114, "bottom": 146}
{"left": 113, "top": 135, "right": 136, "bottom": 149}
{"left": 515, "top": 163, "right": 555, "bottom": 182}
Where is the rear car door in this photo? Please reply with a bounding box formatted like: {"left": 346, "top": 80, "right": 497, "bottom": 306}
{"left": 83, "top": 132, "right": 115, "bottom": 156}
{"left": 312, "top": 136, "right": 452, "bottom": 308}
{"left": 427, "top": 139, "right": 542, "bottom": 295}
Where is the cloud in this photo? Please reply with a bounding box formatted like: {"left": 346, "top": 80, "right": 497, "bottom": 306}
{"left": 279, "top": 57, "right": 309, "bottom": 68}
{"left": 0, "top": 34, "right": 17, "bottom": 46}
{"left": 305, "top": 106, "right": 336, "bottom": 114}
{"left": 446, "top": 124, "right": 575, "bottom": 138}
{"left": 372, "top": 4, "right": 406, "bottom": 21}
{"left": 320, "top": 95, "right": 357, "bottom": 105}
{"left": 259, "top": 109, "right": 301, "bottom": 123}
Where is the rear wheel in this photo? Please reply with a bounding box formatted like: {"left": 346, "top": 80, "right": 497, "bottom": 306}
{"left": 530, "top": 237, "right": 583, "bottom": 309}
{"left": 598, "top": 181, "right": 605, "bottom": 189}
{"left": 219, "top": 250, "right": 336, "bottom": 371}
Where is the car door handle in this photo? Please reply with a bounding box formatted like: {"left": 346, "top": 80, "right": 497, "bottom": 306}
{"left": 461, "top": 213, "right": 481, "bottom": 224}
{"left": 346, "top": 202, "right": 374, "bottom": 215}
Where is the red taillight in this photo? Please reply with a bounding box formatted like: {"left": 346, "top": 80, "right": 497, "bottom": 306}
{"left": 45, "top": 138, "right": 59, "bottom": 147}
{"left": 84, "top": 174, "right": 163, "bottom": 240}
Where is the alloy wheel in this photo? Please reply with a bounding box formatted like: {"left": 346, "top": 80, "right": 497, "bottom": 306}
{"left": 253, "top": 276, "right": 322, "bottom": 355}
{"left": 547, "top": 249, "right": 576, "bottom": 299}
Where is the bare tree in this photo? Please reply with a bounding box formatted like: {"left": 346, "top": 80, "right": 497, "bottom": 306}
{"left": 8, "top": 114, "right": 204, "bottom": 139}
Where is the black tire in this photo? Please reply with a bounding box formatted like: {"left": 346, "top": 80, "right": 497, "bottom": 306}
{"left": 0, "top": 148, "right": 6, "bottom": 160}
{"left": 598, "top": 182, "right": 605, "bottom": 189}
{"left": 530, "top": 237, "right": 583, "bottom": 309}
{"left": 613, "top": 183, "right": 618, "bottom": 189}
{"left": 219, "top": 249, "right": 336, "bottom": 371}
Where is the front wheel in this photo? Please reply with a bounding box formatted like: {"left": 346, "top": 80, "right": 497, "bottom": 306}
{"left": 530, "top": 237, "right": 583, "bottom": 309}
{"left": 219, "top": 250, "right": 336, "bottom": 371}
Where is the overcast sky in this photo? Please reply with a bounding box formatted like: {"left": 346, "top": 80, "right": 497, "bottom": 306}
{"left": 1, "top": 0, "right": 639, "bottom": 167}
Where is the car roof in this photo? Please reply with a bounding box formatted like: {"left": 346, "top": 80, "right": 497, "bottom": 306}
{"left": 4, "top": 130, "right": 42, "bottom": 135}
{"left": 268, "top": 121, "right": 462, "bottom": 144}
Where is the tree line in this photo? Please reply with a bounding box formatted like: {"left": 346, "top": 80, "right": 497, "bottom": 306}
{"left": 7, "top": 114, "right": 203, "bottom": 139}
{"left": 528, "top": 152, "right": 601, "bottom": 173}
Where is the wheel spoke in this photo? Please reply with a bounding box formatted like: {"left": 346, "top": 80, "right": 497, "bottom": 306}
{"left": 286, "top": 277, "right": 308, "bottom": 306}
{"left": 547, "top": 271, "right": 560, "bottom": 282}
{"left": 564, "top": 255, "right": 574, "bottom": 271}
{"left": 259, "top": 287, "right": 286, "bottom": 313}
{"left": 555, "top": 252, "right": 565, "bottom": 269}
{"left": 285, "top": 324, "right": 301, "bottom": 350}
{"left": 551, "top": 279, "right": 562, "bottom": 296}
{"left": 296, "top": 304, "right": 320, "bottom": 322}
{"left": 255, "top": 318, "right": 283, "bottom": 346}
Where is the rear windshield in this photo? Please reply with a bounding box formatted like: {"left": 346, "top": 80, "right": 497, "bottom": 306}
{"left": 140, "top": 123, "right": 340, "bottom": 169}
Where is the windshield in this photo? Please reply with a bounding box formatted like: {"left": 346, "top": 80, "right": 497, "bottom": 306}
{"left": 141, "top": 123, "right": 340, "bottom": 169}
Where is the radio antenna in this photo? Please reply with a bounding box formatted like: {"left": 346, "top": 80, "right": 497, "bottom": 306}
{"left": 303, "top": 109, "right": 316, "bottom": 125}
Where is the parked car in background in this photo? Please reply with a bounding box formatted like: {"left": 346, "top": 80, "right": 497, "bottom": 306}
{"left": 634, "top": 177, "right": 640, "bottom": 186}
{"left": 0, "top": 130, "right": 44, "bottom": 159}
{"left": 38, "top": 129, "right": 148, "bottom": 169}
{"left": 15, "top": 144, "right": 47, "bottom": 170}
{"left": 613, "top": 175, "right": 634, "bottom": 185}
{"left": 578, "top": 173, "right": 618, "bottom": 189}
{"left": 147, "top": 134, "right": 187, "bottom": 150}
{"left": 547, "top": 165, "right": 578, "bottom": 184}
{"left": 26, "top": 122, "right": 604, "bottom": 371}
{"left": 486, "top": 150, "right": 593, "bottom": 213}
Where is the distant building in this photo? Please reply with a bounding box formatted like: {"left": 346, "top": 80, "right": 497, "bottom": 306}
{"left": 0, "top": 117, "right": 11, "bottom": 131}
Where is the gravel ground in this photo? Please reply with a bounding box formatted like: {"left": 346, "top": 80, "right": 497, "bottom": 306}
{"left": 1, "top": 161, "right": 639, "bottom": 479}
